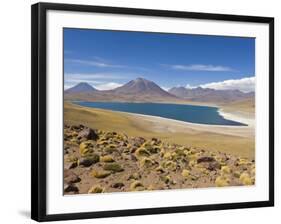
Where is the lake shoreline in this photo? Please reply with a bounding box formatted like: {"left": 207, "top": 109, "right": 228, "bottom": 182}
{"left": 72, "top": 101, "right": 251, "bottom": 127}
{"left": 65, "top": 102, "right": 255, "bottom": 159}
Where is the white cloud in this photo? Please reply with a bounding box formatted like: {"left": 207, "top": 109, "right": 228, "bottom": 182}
{"left": 65, "top": 73, "right": 127, "bottom": 81}
{"left": 95, "top": 82, "right": 123, "bottom": 90}
{"left": 185, "top": 84, "right": 197, "bottom": 89}
{"left": 200, "top": 76, "right": 255, "bottom": 92}
{"left": 167, "top": 64, "right": 234, "bottom": 72}
{"left": 65, "top": 59, "right": 125, "bottom": 68}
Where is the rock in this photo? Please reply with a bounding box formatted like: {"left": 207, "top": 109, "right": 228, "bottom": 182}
{"left": 78, "top": 127, "right": 98, "bottom": 141}
{"left": 111, "top": 182, "right": 125, "bottom": 189}
{"left": 65, "top": 161, "right": 77, "bottom": 169}
{"left": 207, "top": 161, "right": 221, "bottom": 171}
{"left": 215, "top": 176, "right": 229, "bottom": 187}
{"left": 64, "top": 184, "right": 79, "bottom": 193}
{"left": 64, "top": 170, "right": 81, "bottom": 184}
{"left": 132, "top": 137, "right": 146, "bottom": 147}
{"left": 91, "top": 170, "right": 111, "bottom": 178}
{"left": 78, "top": 154, "right": 100, "bottom": 167}
{"left": 88, "top": 186, "right": 104, "bottom": 193}
{"left": 130, "top": 154, "right": 138, "bottom": 162}
{"left": 197, "top": 156, "right": 215, "bottom": 163}
{"left": 100, "top": 155, "right": 114, "bottom": 163}
{"left": 103, "top": 163, "right": 124, "bottom": 172}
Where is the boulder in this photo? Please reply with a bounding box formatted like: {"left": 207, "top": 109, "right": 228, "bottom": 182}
{"left": 78, "top": 154, "right": 100, "bottom": 167}
{"left": 64, "top": 184, "right": 79, "bottom": 193}
{"left": 78, "top": 127, "right": 98, "bottom": 141}
{"left": 64, "top": 170, "right": 81, "bottom": 184}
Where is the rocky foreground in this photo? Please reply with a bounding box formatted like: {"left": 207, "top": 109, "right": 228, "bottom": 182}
{"left": 64, "top": 124, "right": 255, "bottom": 194}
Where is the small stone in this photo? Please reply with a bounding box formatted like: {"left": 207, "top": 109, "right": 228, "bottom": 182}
{"left": 207, "top": 161, "right": 221, "bottom": 171}
{"left": 64, "top": 184, "right": 79, "bottom": 193}
{"left": 78, "top": 154, "right": 100, "bottom": 167}
{"left": 111, "top": 182, "right": 125, "bottom": 189}
{"left": 64, "top": 170, "right": 81, "bottom": 184}
{"left": 65, "top": 161, "right": 77, "bottom": 169}
{"left": 197, "top": 156, "right": 215, "bottom": 163}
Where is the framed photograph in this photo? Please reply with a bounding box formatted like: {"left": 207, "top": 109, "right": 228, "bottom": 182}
{"left": 31, "top": 2, "right": 274, "bottom": 222}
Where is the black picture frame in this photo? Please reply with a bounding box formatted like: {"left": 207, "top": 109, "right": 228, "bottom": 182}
{"left": 31, "top": 2, "right": 274, "bottom": 222}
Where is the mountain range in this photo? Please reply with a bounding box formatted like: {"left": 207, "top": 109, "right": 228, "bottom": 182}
{"left": 64, "top": 77, "right": 254, "bottom": 103}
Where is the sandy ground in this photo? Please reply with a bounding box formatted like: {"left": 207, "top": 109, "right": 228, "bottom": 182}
{"left": 64, "top": 102, "right": 255, "bottom": 159}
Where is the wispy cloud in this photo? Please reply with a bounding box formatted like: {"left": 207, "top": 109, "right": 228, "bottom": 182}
{"left": 65, "top": 73, "right": 128, "bottom": 81}
{"left": 199, "top": 76, "right": 255, "bottom": 92}
{"left": 65, "top": 58, "right": 125, "bottom": 68}
{"left": 165, "top": 64, "right": 235, "bottom": 72}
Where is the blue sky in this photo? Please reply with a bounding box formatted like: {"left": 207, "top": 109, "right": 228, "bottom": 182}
{"left": 64, "top": 28, "right": 255, "bottom": 92}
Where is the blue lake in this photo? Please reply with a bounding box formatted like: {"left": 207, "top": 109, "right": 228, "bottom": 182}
{"left": 74, "top": 101, "right": 246, "bottom": 126}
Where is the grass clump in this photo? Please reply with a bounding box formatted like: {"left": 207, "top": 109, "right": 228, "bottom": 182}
{"left": 100, "top": 155, "right": 114, "bottom": 163}
{"left": 130, "top": 181, "right": 144, "bottom": 191}
{"left": 139, "top": 157, "right": 155, "bottom": 168}
{"left": 215, "top": 176, "right": 229, "bottom": 187}
{"left": 181, "top": 169, "right": 190, "bottom": 178}
{"left": 239, "top": 172, "right": 253, "bottom": 185}
{"left": 88, "top": 185, "right": 104, "bottom": 193}
{"left": 135, "top": 147, "right": 150, "bottom": 157}
{"left": 91, "top": 170, "right": 111, "bottom": 178}
{"left": 103, "top": 163, "right": 124, "bottom": 172}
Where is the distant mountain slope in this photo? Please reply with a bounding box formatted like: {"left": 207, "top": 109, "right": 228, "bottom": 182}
{"left": 64, "top": 79, "right": 254, "bottom": 104}
{"left": 169, "top": 86, "right": 254, "bottom": 103}
{"left": 113, "top": 78, "right": 174, "bottom": 97}
{"left": 65, "top": 78, "right": 178, "bottom": 102}
{"left": 65, "top": 82, "right": 96, "bottom": 94}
